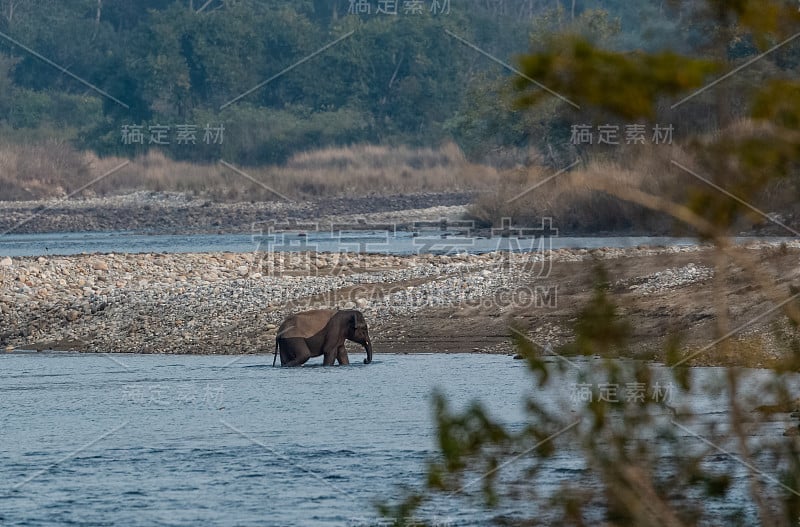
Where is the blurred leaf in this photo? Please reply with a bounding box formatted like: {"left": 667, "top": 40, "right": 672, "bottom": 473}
{"left": 564, "top": 263, "right": 630, "bottom": 358}
{"left": 510, "top": 323, "right": 549, "bottom": 386}
{"left": 515, "top": 35, "right": 718, "bottom": 120}
{"left": 666, "top": 334, "right": 691, "bottom": 390}
{"left": 752, "top": 80, "right": 800, "bottom": 130}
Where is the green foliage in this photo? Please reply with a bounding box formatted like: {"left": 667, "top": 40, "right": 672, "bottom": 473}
{"left": 509, "top": 322, "right": 552, "bottom": 387}
{"left": 753, "top": 80, "right": 800, "bottom": 130}
{"left": 528, "top": 6, "right": 622, "bottom": 52}
{"left": 428, "top": 392, "right": 511, "bottom": 506}
{"left": 207, "top": 104, "right": 371, "bottom": 164}
{"left": 0, "top": 53, "right": 17, "bottom": 115}
{"left": 665, "top": 334, "right": 691, "bottom": 390}
{"left": 682, "top": 83, "right": 800, "bottom": 235}
{"left": 4, "top": 0, "right": 790, "bottom": 168}
{"left": 385, "top": 0, "right": 800, "bottom": 524}
{"left": 515, "top": 37, "right": 718, "bottom": 120}
{"left": 447, "top": 7, "right": 621, "bottom": 164}
{"left": 563, "top": 263, "right": 630, "bottom": 358}
{"left": 0, "top": 0, "right": 482, "bottom": 163}
{"left": 444, "top": 71, "right": 548, "bottom": 162}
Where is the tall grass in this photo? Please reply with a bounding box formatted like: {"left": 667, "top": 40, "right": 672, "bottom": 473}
{"left": 5, "top": 121, "right": 793, "bottom": 235}
{"left": 468, "top": 144, "right": 691, "bottom": 231}
{"left": 0, "top": 139, "right": 91, "bottom": 200}
{"left": 0, "top": 141, "right": 498, "bottom": 202}
{"left": 468, "top": 122, "right": 800, "bottom": 232}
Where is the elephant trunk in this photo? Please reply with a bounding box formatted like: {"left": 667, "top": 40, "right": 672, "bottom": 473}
{"left": 364, "top": 339, "right": 373, "bottom": 364}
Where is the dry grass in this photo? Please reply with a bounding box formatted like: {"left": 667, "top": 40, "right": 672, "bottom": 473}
{"left": 0, "top": 139, "right": 92, "bottom": 200}
{"left": 0, "top": 141, "right": 498, "bottom": 202}
{"left": 5, "top": 119, "right": 794, "bottom": 236}
{"left": 468, "top": 143, "right": 695, "bottom": 231}
{"left": 468, "top": 121, "right": 800, "bottom": 232}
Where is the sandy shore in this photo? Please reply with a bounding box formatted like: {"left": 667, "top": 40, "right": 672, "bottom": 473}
{"left": 3, "top": 242, "right": 799, "bottom": 367}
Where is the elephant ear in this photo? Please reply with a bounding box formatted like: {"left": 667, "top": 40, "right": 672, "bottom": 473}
{"left": 352, "top": 311, "right": 367, "bottom": 329}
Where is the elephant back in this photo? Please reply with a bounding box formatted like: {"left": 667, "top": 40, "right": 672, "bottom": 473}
{"left": 278, "top": 309, "right": 338, "bottom": 339}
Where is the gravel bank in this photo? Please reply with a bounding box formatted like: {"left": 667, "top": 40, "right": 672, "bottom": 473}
{"left": 0, "top": 242, "right": 754, "bottom": 355}
{"left": 0, "top": 191, "right": 472, "bottom": 234}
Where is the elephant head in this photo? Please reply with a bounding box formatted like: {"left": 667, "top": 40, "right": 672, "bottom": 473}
{"left": 346, "top": 310, "right": 373, "bottom": 364}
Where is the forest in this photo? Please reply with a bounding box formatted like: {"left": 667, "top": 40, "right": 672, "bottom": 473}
{"left": 0, "top": 0, "right": 765, "bottom": 167}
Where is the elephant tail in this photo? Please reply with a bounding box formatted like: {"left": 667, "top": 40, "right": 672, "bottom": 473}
{"left": 272, "top": 338, "right": 279, "bottom": 367}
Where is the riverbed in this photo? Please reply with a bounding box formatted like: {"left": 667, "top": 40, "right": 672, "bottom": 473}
{"left": 1, "top": 353, "right": 796, "bottom": 526}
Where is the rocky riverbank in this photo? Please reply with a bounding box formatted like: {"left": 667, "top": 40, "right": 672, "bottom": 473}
{"left": 2, "top": 241, "right": 799, "bottom": 364}
{"left": 0, "top": 191, "right": 473, "bottom": 235}
{"left": 0, "top": 248, "right": 555, "bottom": 354}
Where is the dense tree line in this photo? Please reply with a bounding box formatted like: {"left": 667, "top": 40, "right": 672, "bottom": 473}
{"left": 0, "top": 0, "right": 795, "bottom": 165}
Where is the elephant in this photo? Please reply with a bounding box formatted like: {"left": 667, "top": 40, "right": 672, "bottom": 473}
{"left": 273, "top": 309, "right": 373, "bottom": 367}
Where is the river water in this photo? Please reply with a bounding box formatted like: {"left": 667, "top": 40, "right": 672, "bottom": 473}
{"left": 1, "top": 353, "right": 797, "bottom": 526}
{"left": 3, "top": 231, "right": 789, "bottom": 257}
{"left": 0, "top": 230, "right": 796, "bottom": 257}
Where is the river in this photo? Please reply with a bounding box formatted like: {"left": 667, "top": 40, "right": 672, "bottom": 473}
{"left": 1, "top": 231, "right": 796, "bottom": 257}
{"left": 1, "top": 353, "right": 796, "bottom": 526}
{"left": 0, "top": 231, "right": 702, "bottom": 257}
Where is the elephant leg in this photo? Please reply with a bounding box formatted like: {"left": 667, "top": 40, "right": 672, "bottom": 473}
{"left": 278, "top": 341, "right": 293, "bottom": 365}
{"left": 336, "top": 345, "right": 349, "bottom": 365}
{"left": 281, "top": 338, "right": 311, "bottom": 367}
{"left": 322, "top": 344, "right": 339, "bottom": 366}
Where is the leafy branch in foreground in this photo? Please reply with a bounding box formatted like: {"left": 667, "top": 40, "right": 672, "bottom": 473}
{"left": 383, "top": 0, "right": 800, "bottom": 525}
